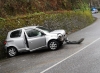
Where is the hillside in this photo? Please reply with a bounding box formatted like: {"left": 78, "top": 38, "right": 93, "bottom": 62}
{"left": 0, "top": 0, "right": 85, "bottom": 17}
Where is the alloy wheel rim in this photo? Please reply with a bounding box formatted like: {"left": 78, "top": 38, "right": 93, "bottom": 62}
{"left": 50, "top": 42, "right": 57, "bottom": 50}
{"left": 8, "top": 48, "right": 16, "bottom": 56}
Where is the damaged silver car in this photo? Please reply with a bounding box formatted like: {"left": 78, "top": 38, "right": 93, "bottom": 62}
{"left": 4, "top": 26, "right": 67, "bottom": 57}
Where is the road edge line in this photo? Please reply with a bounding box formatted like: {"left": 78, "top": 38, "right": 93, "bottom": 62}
{"left": 40, "top": 37, "right": 100, "bottom": 73}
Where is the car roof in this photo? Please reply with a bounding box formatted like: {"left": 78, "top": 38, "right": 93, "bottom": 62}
{"left": 22, "top": 26, "right": 38, "bottom": 29}
{"left": 9, "top": 26, "right": 39, "bottom": 33}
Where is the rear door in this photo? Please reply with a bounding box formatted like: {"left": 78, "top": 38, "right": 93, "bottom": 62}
{"left": 25, "top": 29, "right": 46, "bottom": 50}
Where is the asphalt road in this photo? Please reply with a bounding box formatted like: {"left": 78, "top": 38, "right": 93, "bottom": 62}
{"left": 0, "top": 13, "right": 100, "bottom": 73}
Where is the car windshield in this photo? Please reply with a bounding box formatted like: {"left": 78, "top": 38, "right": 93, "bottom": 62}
{"left": 37, "top": 27, "right": 52, "bottom": 32}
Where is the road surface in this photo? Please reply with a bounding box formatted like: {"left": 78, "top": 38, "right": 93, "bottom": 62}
{"left": 0, "top": 13, "right": 100, "bottom": 73}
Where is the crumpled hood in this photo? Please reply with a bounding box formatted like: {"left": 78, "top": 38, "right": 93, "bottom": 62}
{"left": 50, "top": 29, "right": 65, "bottom": 35}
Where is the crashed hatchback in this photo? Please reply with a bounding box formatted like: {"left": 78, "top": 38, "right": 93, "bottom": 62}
{"left": 4, "top": 26, "right": 67, "bottom": 57}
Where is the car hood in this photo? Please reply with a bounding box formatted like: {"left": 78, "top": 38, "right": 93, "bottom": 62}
{"left": 50, "top": 30, "right": 65, "bottom": 35}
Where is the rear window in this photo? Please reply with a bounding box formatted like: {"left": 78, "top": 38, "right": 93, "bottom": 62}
{"left": 10, "top": 30, "right": 22, "bottom": 38}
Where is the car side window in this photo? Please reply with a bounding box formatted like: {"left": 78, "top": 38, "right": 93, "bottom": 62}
{"left": 25, "top": 29, "right": 44, "bottom": 37}
{"left": 10, "top": 30, "right": 22, "bottom": 38}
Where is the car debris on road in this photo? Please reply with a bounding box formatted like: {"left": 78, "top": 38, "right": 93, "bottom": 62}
{"left": 66, "top": 38, "right": 84, "bottom": 44}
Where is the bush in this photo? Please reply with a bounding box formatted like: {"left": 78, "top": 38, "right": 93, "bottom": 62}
{"left": 0, "top": 0, "right": 89, "bottom": 17}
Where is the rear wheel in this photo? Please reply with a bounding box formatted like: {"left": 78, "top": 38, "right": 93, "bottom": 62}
{"left": 48, "top": 40, "right": 59, "bottom": 50}
{"left": 7, "top": 47, "right": 18, "bottom": 57}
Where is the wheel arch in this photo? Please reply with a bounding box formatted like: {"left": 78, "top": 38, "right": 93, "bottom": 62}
{"left": 48, "top": 39, "right": 59, "bottom": 45}
{"left": 7, "top": 46, "right": 18, "bottom": 52}
{"left": 47, "top": 39, "right": 60, "bottom": 48}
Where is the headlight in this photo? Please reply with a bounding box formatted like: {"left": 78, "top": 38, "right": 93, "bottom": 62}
{"left": 57, "top": 33, "right": 62, "bottom": 37}
{"left": 57, "top": 33, "right": 63, "bottom": 41}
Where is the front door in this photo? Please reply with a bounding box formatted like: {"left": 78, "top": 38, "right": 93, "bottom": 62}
{"left": 25, "top": 29, "right": 46, "bottom": 50}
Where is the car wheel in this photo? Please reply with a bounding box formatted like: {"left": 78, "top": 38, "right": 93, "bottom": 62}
{"left": 7, "top": 47, "right": 18, "bottom": 57}
{"left": 59, "top": 42, "right": 63, "bottom": 47}
{"left": 48, "top": 40, "right": 59, "bottom": 50}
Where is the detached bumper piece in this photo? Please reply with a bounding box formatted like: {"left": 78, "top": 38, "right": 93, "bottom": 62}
{"left": 66, "top": 38, "right": 84, "bottom": 44}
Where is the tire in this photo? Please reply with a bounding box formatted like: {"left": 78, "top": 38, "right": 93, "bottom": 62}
{"left": 7, "top": 47, "right": 18, "bottom": 57}
{"left": 48, "top": 40, "right": 59, "bottom": 50}
{"left": 59, "top": 42, "right": 63, "bottom": 47}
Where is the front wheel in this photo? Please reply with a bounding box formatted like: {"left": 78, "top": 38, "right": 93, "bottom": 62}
{"left": 59, "top": 42, "right": 63, "bottom": 47}
{"left": 48, "top": 40, "right": 59, "bottom": 50}
{"left": 7, "top": 47, "right": 18, "bottom": 57}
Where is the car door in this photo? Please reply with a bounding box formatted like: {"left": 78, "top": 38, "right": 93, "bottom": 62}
{"left": 25, "top": 28, "right": 46, "bottom": 51}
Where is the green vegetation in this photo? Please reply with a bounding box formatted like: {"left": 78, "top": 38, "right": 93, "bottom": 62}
{"left": 0, "top": 0, "right": 90, "bottom": 18}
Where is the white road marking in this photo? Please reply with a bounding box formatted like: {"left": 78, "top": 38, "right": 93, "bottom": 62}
{"left": 40, "top": 37, "right": 100, "bottom": 73}
{"left": 0, "top": 65, "right": 1, "bottom": 69}
{"left": 22, "top": 60, "right": 26, "bottom": 62}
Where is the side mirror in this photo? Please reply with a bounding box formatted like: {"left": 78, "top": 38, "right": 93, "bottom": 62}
{"left": 41, "top": 32, "right": 46, "bottom": 36}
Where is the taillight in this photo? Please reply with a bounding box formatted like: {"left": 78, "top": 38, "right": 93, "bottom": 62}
{"left": 4, "top": 41, "right": 7, "bottom": 45}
